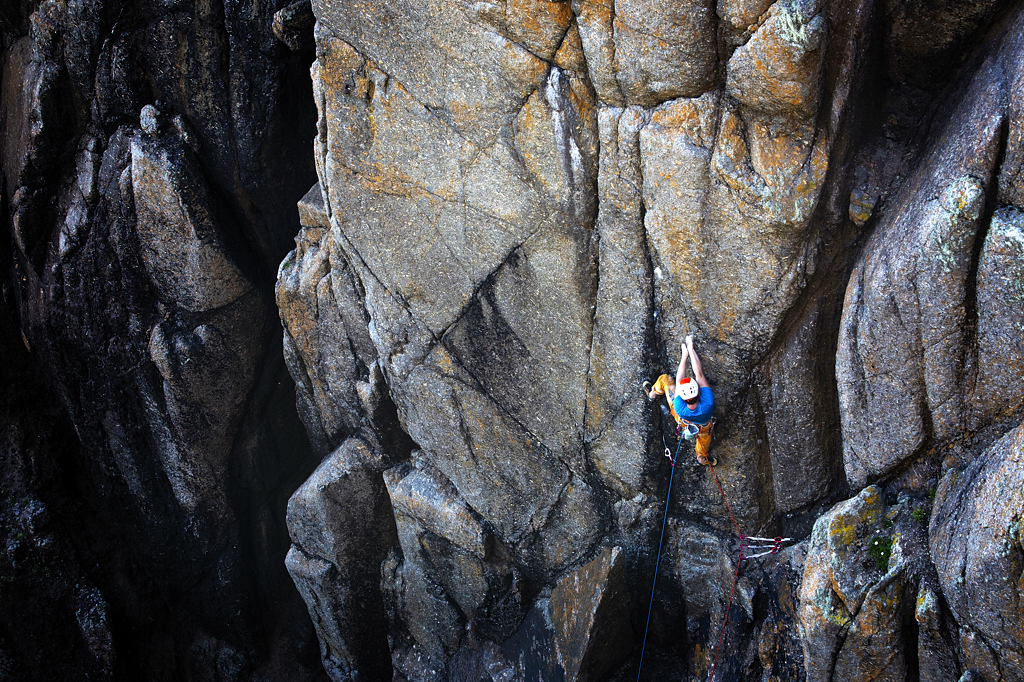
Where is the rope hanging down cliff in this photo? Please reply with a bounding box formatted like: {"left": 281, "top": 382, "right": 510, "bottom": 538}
{"left": 702, "top": 461, "right": 792, "bottom": 682}
{"left": 635, "top": 435, "right": 684, "bottom": 682}
{"left": 635, "top": 434, "right": 793, "bottom": 682}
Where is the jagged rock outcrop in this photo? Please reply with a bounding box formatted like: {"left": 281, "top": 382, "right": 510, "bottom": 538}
{"left": 274, "top": 0, "right": 1024, "bottom": 679}
{"left": 286, "top": 439, "right": 396, "bottom": 680}
{"left": 930, "top": 421, "right": 1024, "bottom": 681}
{"left": 798, "top": 484, "right": 952, "bottom": 682}
{"left": 798, "top": 486, "right": 913, "bottom": 682}
{"left": 4, "top": 0, "right": 1024, "bottom": 680}
{"left": 549, "top": 546, "right": 632, "bottom": 681}
{"left": 798, "top": 486, "right": 888, "bottom": 682}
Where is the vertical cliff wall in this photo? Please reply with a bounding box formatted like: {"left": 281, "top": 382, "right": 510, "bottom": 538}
{"left": 277, "top": 0, "right": 1024, "bottom": 680}
{"left": 2, "top": 0, "right": 1023, "bottom": 680}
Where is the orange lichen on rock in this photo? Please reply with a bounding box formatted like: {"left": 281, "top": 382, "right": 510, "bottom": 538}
{"left": 714, "top": 107, "right": 829, "bottom": 231}
{"left": 726, "top": 1, "right": 825, "bottom": 118}
{"left": 506, "top": 0, "right": 574, "bottom": 59}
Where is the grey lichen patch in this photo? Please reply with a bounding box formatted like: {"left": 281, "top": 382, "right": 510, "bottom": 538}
{"left": 985, "top": 209, "right": 1024, "bottom": 312}
{"left": 776, "top": 1, "right": 824, "bottom": 53}
{"left": 812, "top": 584, "right": 853, "bottom": 628}
{"left": 929, "top": 175, "right": 985, "bottom": 274}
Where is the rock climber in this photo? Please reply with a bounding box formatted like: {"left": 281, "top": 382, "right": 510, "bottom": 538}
{"left": 645, "top": 335, "right": 716, "bottom": 466}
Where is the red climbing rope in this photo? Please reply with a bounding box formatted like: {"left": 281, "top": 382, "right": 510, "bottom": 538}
{"left": 704, "top": 462, "right": 791, "bottom": 682}
{"left": 641, "top": 383, "right": 792, "bottom": 681}
{"left": 708, "top": 461, "right": 741, "bottom": 535}
{"left": 706, "top": 462, "right": 743, "bottom": 682}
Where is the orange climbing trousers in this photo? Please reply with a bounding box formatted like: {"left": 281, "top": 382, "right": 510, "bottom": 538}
{"left": 650, "top": 373, "right": 714, "bottom": 462}
{"left": 649, "top": 374, "right": 680, "bottom": 421}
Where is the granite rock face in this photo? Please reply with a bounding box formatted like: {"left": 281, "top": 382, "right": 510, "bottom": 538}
{"left": 797, "top": 487, "right": 885, "bottom": 679}
{"left": 280, "top": 0, "right": 1024, "bottom": 679}
{"left": 549, "top": 546, "right": 633, "bottom": 681}
{"left": 285, "top": 439, "right": 396, "bottom": 680}
{"left": 797, "top": 484, "right": 948, "bottom": 682}
{"left": 4, "top": 0, "right": 1024, "bottom": 680}
{"left": 835, "top": 40, "right": 1019, "bottom": 487}
{"left": 930, "top": 421, "right": 1024, "bottom": 681}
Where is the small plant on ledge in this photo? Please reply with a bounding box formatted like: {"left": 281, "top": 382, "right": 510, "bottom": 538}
{"left": 867, "top": 535, "right": 892, "bottom": 571}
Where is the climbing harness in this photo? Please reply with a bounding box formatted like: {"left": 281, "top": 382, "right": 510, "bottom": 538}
{"left": 639, "top": 382, "right": 793, "bottom": 682}
{"left": 679, "top": 416, "right": 714, "bottom": 444}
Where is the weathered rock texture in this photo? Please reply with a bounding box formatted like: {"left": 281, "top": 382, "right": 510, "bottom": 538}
{"left": 4, "top": 0, "right": 1024, "bottom": 680}
{"left": 835, "top": 27, "right": 1024, "bottom": 486}
{"left": 286, "top": 439, "right": 396, "bottom": 680}
{"left": 931, "top": 421, "right": 1024, "bottom": 681}
{"left": 549, "top": 546, "right": 633, "bottom": 681}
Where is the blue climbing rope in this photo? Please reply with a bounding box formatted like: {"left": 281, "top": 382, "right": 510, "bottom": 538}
{"left": 638, "top": 390, "right": 793, "bottom": 681}
{"left": 636, "top": 434, "right": 684, "bottom": 682}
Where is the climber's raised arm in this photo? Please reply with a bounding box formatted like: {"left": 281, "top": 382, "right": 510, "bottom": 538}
{"left": 675, "top": 341, "right": 690, "bottom": 387}
{"left": 686, "top": 335, "right": 709, "bottom": 389}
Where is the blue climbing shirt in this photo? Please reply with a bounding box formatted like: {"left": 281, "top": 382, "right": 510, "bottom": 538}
{"left": 674, "top": 385, "right": 714, "bottom": 425}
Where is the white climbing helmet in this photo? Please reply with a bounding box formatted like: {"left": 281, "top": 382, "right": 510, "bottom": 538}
{"left": 678, "top": 377, "right": 699, "bottom": 401}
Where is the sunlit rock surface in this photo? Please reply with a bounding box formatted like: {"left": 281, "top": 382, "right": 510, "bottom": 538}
{"left": 3, "top": 0, "right": 1024, "bottom": 680}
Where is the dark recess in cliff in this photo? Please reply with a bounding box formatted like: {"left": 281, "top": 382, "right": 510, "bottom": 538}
{"left": 1, "top": 0, "right": 328, "bottom": 679}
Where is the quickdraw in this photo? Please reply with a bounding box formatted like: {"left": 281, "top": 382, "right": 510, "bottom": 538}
{"left": 704, "top": 462, "right": 793, "bottom": 681}
{"left": 742, "top": 535, "right": 790, "bottom": 560}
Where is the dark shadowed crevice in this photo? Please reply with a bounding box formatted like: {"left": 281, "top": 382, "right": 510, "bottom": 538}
{"left": 750, "top": 378, "right": 778, "bottom": 525}
{"left": 963, "top": 112, "right": 1010, "bottom": 391}
{"left": 903, "top": 584, "right": 921, "bottom": 682}
{"left": 370, "top": 376, "right": 419, "bottom": 466}
{"left": 605, "top": 0, "right": 627, "bottom": 104}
